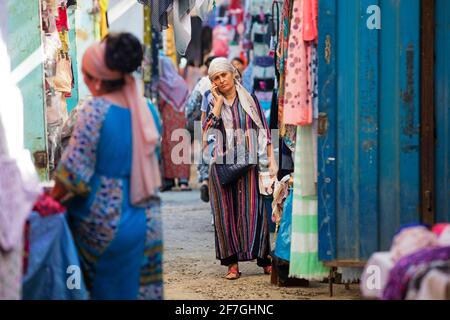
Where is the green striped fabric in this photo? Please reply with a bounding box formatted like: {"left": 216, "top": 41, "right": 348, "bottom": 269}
{"left": 289, "top": 125, "right": 329, "bottom": 280}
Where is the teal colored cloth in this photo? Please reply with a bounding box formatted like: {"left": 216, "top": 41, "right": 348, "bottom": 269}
{"left": 22, "top": 212, "right": 88, "bottom": 300}
{"left": 147, "top": 99, "right": 162, "bottom": 161}
{"left": 274, "top": 191, "right": 293, "bottom": 262}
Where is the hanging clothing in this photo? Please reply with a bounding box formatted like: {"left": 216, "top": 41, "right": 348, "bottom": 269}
{"left": 274, "top": 190, "right": 293, "bottom": 262}
{"left": 55, "top": 98, "right": 164, "bottom": 299}
{"left": 137, "top": 0, "right": 172, "bottom": 31}
{"left": 302, "top": 0, "right": 318, "bottom": 42}
{"left": 99, "top": 0, "right": 110, "bottom": 39}
{"left": 276, "top": 0, "right": 293, "bottom": 133}
{"left": 163, "top": 26, "right": 178, "bottom": 66}
{"left": 283, "top": 0, "right": 312, "bottom": 126}
{"left": 55, "top": 6, "right": 69, "bottom": 32}
{"left": 289, "top": 124, "right": 329, "bottom": 280}
{"left": 22, "top": 212, "right": 88, "bottom": 300}
{"left": 158, "top": 98, "right": 191, "bottom": 181}
{"left": 173, "top": 0, "right": 192, "bottom": 55}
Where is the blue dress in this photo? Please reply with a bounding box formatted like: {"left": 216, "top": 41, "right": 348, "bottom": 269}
{"left": 56, "top": 98, "right": 163, "bottom": 300}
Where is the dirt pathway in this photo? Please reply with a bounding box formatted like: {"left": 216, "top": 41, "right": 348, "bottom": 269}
{"left": 161, "top": 190, "right": 361, "bottom": 300}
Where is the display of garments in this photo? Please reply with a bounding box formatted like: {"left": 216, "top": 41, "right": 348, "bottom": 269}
{"left": 22, "top": 212, "right": 88, "bottom": 300}
{"left": 55, "top": 98, "right": 164, "bottom": 299}
{"left": 390, "top": 226, "right": 438, "bottom": 263}
{"left": 163, "top": 26, "right": 178, "bottom": 66}
{"left": 383, "top": 246, "right": 450, "bottom": 300}
{"left": 283, "top": 0, "right": 312, "bottom": 126}
{"left": 274, "top": 190, "right": 293, "bottom": 261}
{"left": 158, "top": 98, "right": 191, "bottom": 181}
{"left": 53, "top": 55, "right": 73, "bottom": 94}
{"left": 302, "top": 0, "right": 318, "bottom": 41}
{"left": 195, "top": 0, "right": 212, "bottom": 22}
{"left": 289, "top": 125, "right": 328, "bottom": 280}
{"left": 173, "top": 0, "right": 193, "bottom": 55}
{"left": 99, "top": 0, "right": 110, "bottom": 39}
{"left": 361, "top": 252, "right": 395, "bottom": 299}
{"left": 276, "top": 0, "right": 293, "bottom": 136}
{"left": 212, "top": 24, "right": 231, "bottom": 57}
{"left": 405, "top": 261, "right": 450, "bottom": 300}
{"left": 56, "top": 6, "right": 69, "bottom": 32}
{"left": 139, "top": 0, "right": 173, "bottom": 31}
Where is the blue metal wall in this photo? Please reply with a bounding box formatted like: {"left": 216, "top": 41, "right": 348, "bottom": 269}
{"left": 436, "top": 0, "right": 450, "bottom": 222}
{"left": 318, "top": 0, "right": 421, "bottom": 261}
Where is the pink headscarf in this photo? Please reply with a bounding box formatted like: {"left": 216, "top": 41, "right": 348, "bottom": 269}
{"left": 82, "top": 41, "right": 161, "bottom": 206}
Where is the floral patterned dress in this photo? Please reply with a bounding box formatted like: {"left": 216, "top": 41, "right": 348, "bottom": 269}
{"left": 56, "top": 98, "right": 163, "bottom": 300}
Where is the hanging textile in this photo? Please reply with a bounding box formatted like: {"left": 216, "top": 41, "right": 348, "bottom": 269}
{"left": 99, "top": 0, "right": 110, "bottom": 39}
{"left": 302, "top": 0, "right": 318, "bottom": 42}
{"left": 163, "top": 25, "right": 178, "bottom": 66}
{"left": 138, "top": 0, "right": 173, "bottom": 31}
{"left": 274, "top": 190, "right": 293, "bottom": 262}
{"left": 173, "top": 0, "right": 192, "bottom": 55}
{"left": 276, "top": 0, "right": 293, "bottom": 136}
{"left": 143, "top": 5, "right": 153, "bottom": 86}
{"left": 283, "top": 0, "right": 312, "bottom": 126}
{"left": 289, "top": 124, "right": 328, "bottom": 280}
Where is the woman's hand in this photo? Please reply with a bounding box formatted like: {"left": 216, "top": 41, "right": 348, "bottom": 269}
{"left": 211, "top": 84, "right": 224, "bottom": 118}
{"left": 211, "top": 84, "right": 224, "bottom": 104}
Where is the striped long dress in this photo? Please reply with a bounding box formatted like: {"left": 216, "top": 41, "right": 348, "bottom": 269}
{"left": 203, "top": 96, "right": 271, "bottom": 265}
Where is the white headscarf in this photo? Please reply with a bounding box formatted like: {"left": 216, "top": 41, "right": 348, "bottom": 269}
{"left": 208, "top": 58, "right": 270, "bottom": 172}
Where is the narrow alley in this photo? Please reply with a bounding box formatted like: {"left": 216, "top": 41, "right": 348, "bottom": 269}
{"left": 162, "top": 190, "right": 360, "bottom": 300}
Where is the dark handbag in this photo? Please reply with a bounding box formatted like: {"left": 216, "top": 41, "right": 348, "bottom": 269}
{"left": 214, "top": 151, "right": 256, "bottom": 186}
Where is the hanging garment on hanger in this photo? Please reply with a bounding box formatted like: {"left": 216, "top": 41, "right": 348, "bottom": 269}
{"left": 173, "top": 0, "right": 192, "bottom": 55}
{"left": 195, "top": 0, "right": 211, "bottom": 22}
{"left": 55, "top": 5, "right": 69, "bottom": 32}
{"left": 283, "top": 0, "right": 312, "bottom": 126}
{"left": 153, "top": 0, "right": 173, "bottom": 31}
{"left": 163, "top": 25, "right": 178, "bottom": 65}
{"left": 303, "top": 0, "right": 318, "bottom": 42}
{"left": 289, "top": 124, "right": 328, "bottom": 280}
{"left": 99, "top": 0, "right": 110, "bottom": 39}
{"left": 277, "top": 0, "right": 294, "bottom": 136}
{"left": 309, "top": 43, "right": 319, "bottom": 119}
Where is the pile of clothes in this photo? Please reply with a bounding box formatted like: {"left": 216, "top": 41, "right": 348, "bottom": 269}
{"left": 361, "top": 224, "right": 450, "bottom": 300}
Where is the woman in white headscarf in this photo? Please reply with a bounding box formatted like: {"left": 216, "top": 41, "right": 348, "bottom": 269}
{"left": 203, "top": 58, "right": 277, "bottom": 280}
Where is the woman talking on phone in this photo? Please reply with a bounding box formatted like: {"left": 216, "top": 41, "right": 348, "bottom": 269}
{"left": 202, "top": 58, "right": 277, "bottom": 280}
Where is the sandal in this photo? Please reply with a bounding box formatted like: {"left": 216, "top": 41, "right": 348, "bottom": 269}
{"left": 225, "top": 265, "right": 241, "bottom": 280}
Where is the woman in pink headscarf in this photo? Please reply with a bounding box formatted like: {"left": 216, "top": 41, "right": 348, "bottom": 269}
{"left": 51, "top": 33, "right": 163, "bottom": 300}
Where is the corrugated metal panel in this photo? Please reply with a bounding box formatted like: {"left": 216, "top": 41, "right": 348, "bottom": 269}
{"left": 436, "top": 0, "right": 450, "bottom": 222}
{"left": 6, "top": 0, "right": 48, "bottom": 179}
{"left": 318, "top": 0, "right": 421, "bottom": 262}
